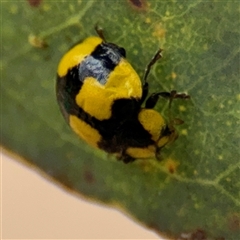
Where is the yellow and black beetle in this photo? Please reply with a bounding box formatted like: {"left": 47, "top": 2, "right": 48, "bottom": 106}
{"left": 56, "top": 27, "right": 189, "bottom": 163}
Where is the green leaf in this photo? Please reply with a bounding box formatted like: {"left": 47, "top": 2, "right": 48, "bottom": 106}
{"left": 2, "top": 1, "right": 240, "bottom": 239}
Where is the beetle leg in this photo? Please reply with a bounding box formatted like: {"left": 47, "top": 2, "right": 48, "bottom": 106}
{"left": 117, "top": 152, "right": 135, "bottom": 164}
{"left": 145, "top": 90, "right": 190, "bottom": 109}
{"left": 146, "top": 90, "right": 190, "bottom": 131}
{"left": 145, "top": 92, "right": 171, "bottom": 108}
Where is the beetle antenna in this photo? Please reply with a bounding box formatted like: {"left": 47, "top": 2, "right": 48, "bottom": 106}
{"left": 95, "top": 25, "right": 107, "bottom": 42}
{"left": 143, "top": 49, "right": 163, "bottom": 85}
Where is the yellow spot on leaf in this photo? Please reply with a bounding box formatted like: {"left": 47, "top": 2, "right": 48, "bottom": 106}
{"left": 181, "top": 129, "right": 188, "bottom": 135}
{"left": 203, "top": 43, "right": 208, "bottom": 50}
{"left": 145, "top": 17, "right": 151, "bottom": 23}
{"left": 171, "top": 72, "right": 177, "bottom": 79}
{"left": 133, "top": 49, "right": 138, "bottom": 55}
{"left": 69, "top": 4, "right": 75, "bottom": 12}
{"left": 226, "top": 121, "right": 232, "bottom": 126}
{"left": 10, "top": 5, "right": 18, "bottom": 14}
{"left": 179, "top": 105, "right": 186, "bottom": 112}
{"left": 219, "top": 103, "right": 224, "bottom": 109}
{"left": 152, "top": 23, "right": 166, "bottom": 39}
{"left": 194, "top": 150, "right": 200, "bottom": 155}
{"left": 194, "top": 203, "right": 200, "bottom": 209}
{"left": 28, "top": 34, "right": 48, "bottom": 48}
{"left": 164, "top": 158, "right": 180, "bottom": 174}
{"left": 43, "top": 3, "right": 51, "bottom": 11}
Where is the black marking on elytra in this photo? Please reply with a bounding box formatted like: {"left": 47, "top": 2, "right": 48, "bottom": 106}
{"left": 57, "top": 72, "right": 154, "bottom": 153}
{"left": 56, "top": 67, "right": 82, "bottom": 122}
{"left": 57, "top": 40, "right": 127, "bottom": 116}
{"left": 75, "top": 98, "right": 155, "bottom": 153}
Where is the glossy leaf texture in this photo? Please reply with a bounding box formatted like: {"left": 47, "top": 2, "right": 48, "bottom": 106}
{"left": 1, "top": 1, "right": 240, "bottom": 239}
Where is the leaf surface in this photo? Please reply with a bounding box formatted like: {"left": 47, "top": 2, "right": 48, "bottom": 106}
{"left": 1, "top": 1, "right": 240, "bottom": 239}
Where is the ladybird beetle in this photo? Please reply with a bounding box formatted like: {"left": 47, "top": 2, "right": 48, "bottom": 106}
{"left": 56, "top": 27, "right": 189, "bottom": 163}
